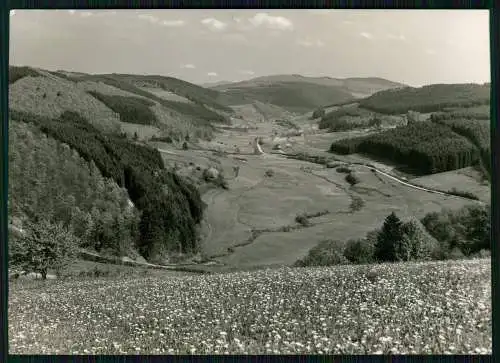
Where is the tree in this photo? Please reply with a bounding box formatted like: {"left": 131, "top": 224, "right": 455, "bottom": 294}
{"left": 133, "top": 132, "right": 139, "bottom": 141}
{"left": 312, "top": 108, "right": 326, "bottom": 120}
{"left": 9, "top": 219, "right": 79, "bottom": 279}
{"left": 375, "top": 212, "right": 404, "bottom": 262}
{"left": 369, "top": 117, "right": 383, "bottom": 129}
{"left": 396, "top": 220, "right": 437, "bottom": 262}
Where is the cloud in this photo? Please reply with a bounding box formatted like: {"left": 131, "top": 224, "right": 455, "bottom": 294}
{"left": 425, "top": 49, "right": 437, "bottom": 55}
{"left": 248, "top": 13, "right": 293, "bottom": 31}
{"left": 138, "top": 14, "right": 159, "bottom": 24}
{"left": 387, "top": 33, "right": 406, "bottom": 41}
{"left": 360, "top": 32, "right": 374, "bottom": 40}
{"left": 207, "top": 72, "right": 218, "bottom": 77}
{"left": 181, "top": 64, "right": 196, "bottom": 69}
{"left": 161, "top": 20, "right": 185, "bottom": 27}
{"left": 342, "top": 20, "right": 354, "bottom": 25}
{"left": 10, "top": 10, "right": 16, "bottom": 17}
{"left": 80, "top": 11, "right": 93, "bottom": 18}
{"left": 201, "top": 18, "right": 228, "bottom": 31}
{"left": 297, "top": 39, "right": 325, "bottom": 48}
{"left": 239, "top": 70, "right": 255, "bottom": 76}
{"left": 68, "top": 10, "right": 76, "bottom": 15}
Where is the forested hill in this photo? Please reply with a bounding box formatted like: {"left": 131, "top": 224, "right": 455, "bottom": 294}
{"left": 9, "top": 109, "right": 205, "bottom": 263}
{"left": 358, "top": 83, "right": 490, "bottom": 114}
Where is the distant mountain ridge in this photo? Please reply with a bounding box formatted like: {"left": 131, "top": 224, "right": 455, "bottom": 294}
{"left": 206, "top": 74, "right": 406, "bottom": 96}
{"left": 201, "top": 74, "right": 406, "bottom": 113}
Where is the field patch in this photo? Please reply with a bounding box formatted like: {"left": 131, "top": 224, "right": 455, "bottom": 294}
{"left": 411, "top": 167, "right": 490, "bottom": 203}
{"left": 139, "top": 87, "right": 194, "bottom": 103}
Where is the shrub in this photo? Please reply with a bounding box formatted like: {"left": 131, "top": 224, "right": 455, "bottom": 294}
{"left": 421, "top": 204, "right": 490, "bottom": 257}
{"left": 311, "top": 108, "right": 325, "bottom": 119}
{"left": 265, "top": 169, "right": 274, "bottom": 177}
{"left": 182, "top": 142, "right": 188, "bottom": 150}
{"left": 295, "top": 214, "right": 310, "bottom": 227}
{"left": 447, "top": 188, "right": 479, "bottom": 200}
{"left": 294, "top": 240, "right": 349, "bottom": 267}
{"left": 345, "top": 172, "right": 360, "bottom": 186}
{"left": 349, "top": 196, "right": 365, "bottom": 212}
{"left": 343, "top": 238, "right": 375, "bottom": 264}
{"left": 9, "top": 219, "right": 79, "bottom": 279}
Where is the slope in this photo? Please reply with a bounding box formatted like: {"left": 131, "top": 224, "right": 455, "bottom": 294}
{"left": 359, "top": 83, "right": 490, "bottom": 114}
{"left": 8, "top": 66, "right": 225, "bottom": 141}
{"left": 8, "top": 119, "right": 141, "bottom": 258}
{"left": 216, "top": 81, "right": 355, "bottom": 113}
{"left": 210, "top": 74, "right": 405, "bottom": 113}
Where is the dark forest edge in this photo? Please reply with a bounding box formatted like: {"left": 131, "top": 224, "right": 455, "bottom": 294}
{"left": 329, "top": 121, "right": 491, "bottom": 179}
{"left": 9, "top": 109, "right": 205, "bottom": 271}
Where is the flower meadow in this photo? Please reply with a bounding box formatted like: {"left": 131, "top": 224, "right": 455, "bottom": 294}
{"left": 9, "top": 259, "right": 491, "bottom": 355}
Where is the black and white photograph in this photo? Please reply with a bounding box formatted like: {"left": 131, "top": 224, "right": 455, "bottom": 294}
{"left": 7, "top": 9, "right": 492, "bottom": 355}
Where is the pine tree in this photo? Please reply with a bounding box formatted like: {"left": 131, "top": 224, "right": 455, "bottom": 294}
{"left": 375, "top": 212, "right": 404, "bottom": 262}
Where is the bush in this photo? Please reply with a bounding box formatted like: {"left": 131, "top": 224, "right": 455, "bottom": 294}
{"left": 294, "top": 240, "right": 349, "bottom": 267}
{"left": 343, "top": 238, "right": 375, "bottom": 264}
{"left": 182, "top": 142, "right": 188, "bottom": 150}
{"left": 421, "top": 204, "right": 490, "bottom": 257}
{"left": 345, "top": 172, "right": 360, "bottom": 186}
{"left": 311, "top": 108, "right": 325, "bottom": 119}
{"left": 265, "top": 169, "right": 274, "bottom": 177}
{"left": 9, "top": 219, "right": 79, "bottom": 279}
{"left": 349, "top": 196, "right": 365, "bottom": 212}
{"left": 295, "top": 214, "right": 310, "bottom": 227}
{"left": 447, "top": 188, "right": 479, "bottom": 200}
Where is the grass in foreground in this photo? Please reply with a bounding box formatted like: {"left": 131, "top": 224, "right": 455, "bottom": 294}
{"left": 9, "top": 259, "right": 491, "bottom": 354}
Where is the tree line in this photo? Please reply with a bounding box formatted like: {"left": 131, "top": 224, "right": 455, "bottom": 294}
{"left": 295, "top": 204, "right": 490, "bottom": 267}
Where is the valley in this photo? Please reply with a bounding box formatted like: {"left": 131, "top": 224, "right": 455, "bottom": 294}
{"left": 7, "top": 65, "right": 492, "bottom": 354}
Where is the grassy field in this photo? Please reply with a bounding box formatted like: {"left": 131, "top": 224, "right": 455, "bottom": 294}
{"left": 165, "top": 118, "right": 481, "bottom": 269}
{"left": 9, "top": 259, "right": 491, "bottom": 354}
{"left": 411, "top": 167, "right": 490, "bottom": 203}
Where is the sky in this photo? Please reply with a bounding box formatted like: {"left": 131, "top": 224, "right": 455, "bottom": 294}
{"left": 9, "top": 9, "right": 491, "bottom": 87}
